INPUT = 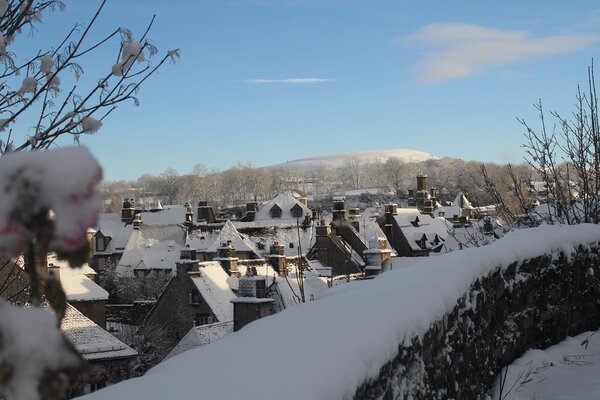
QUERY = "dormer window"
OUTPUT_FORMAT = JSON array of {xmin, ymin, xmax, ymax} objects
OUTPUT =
[
  {"xmin": 290, "ymin": 204, "xmax": 303, "ymax": 218},
  {"xmin": 95, "ymin": 232, "xmax": 110, "ymax": 252},
  {"xmin": 270, "ymin": 204, "xmax": 282, "ymax": 218},
  {"xmin": 417, "ymin": 234, "xmax": 428, "ymax": 249},
  {"xmin": 190, "ymin": 289, "xmax": 201, "ymax": 305},
  {"xmin": 411, "ymin": 217, "xmax": 420, "ymax": 227}
]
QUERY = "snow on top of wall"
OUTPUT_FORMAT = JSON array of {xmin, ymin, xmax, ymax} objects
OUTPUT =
[
  {"xmin": 489, "ymin": 329, "xmax": 600, "ymax": 400},
  {"xmin": 190, "ymin": 261, "xmax": 236, "ymax": 323},
  {"xmin": 81, "ymin": 224, "xmax": 600, "ymax": 400}
]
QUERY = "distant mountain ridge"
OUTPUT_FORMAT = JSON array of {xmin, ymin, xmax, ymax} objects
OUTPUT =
[{"xmin": 267, "ymin": 149, "xmax": 439, "ymax": 171}]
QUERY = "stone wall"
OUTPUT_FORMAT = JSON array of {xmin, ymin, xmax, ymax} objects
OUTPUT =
[{"xmin": 355, "ymin": 244, "xmax": 600, "ymax": 399}]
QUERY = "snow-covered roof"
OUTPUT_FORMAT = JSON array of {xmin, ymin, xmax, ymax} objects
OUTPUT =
[
  {"xmin": 254, "ymin": 193, "xmax": 311, "ymax": 221},
  {"xmin": 435, "ymin": 205, "xmax": 461, "ymax": 219},
  {"xmin": 237, "ymin": 261, "xmax": 330, "ymax": 308},
  {"xmin": 188, "ymin": 220, "xmax": 261, "ymax": 256},
  {"xmin": 61, "ymin": 304, "xmax": 137, "ymax": 361},
  {"xmin": 48, "ymin": 255, "xmax": 108, "ymax": 302},
  {"xmin": 452, "ymin": 192, "xmax": 475, "ymax": 210},
  {"xmin": 79, "ymin": 224, "xmax": 600, "ymax": 400},
  {"xmin": 95, "ymin": 213, "xmax": 133, "ymax": 253},
  {"xmin": 392, "ymin": 208, "xmax": 451, "ymax": 251},
  {"xmin": 361, "ymin": 209, "xmax": 394, "ymax": 252},
  {"xmin": 116, "ymin": 224, "xmax": 186, "ymax": 276},
  {"xmin": 164, "ymin": 321, "xmax": 234, "ymax": 360},
  {"xmin": 140, "ymin": 205, "xmax": 187, "ymax": 225},
  {"xmin": 240, "ymin": 224, "xmax": 315, "ymax": 257},
  {"xmin": 190, "ymin": 262, "xmax": 236, "ymax": 323}
]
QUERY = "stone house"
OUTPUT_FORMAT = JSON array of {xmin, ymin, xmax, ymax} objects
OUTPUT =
[
  {"xmin": 141, "ymin": 259, "xmax": 236, "ymax": 349},
  {"xmin": 48, "ymin": 254, "xmax": 109, "ymax": 328},
  {"xmin": 62, "ymin": 304, "xmax": 137, "ymax": 398},
  {"xmin": 377, "ymin": 204, "xmax": 450, "ymax": 257}
]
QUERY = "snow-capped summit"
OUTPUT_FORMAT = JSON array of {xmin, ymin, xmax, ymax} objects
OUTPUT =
[{"xmin": 267, "ymin": 149, "xmax": 439, "ymax": 171}]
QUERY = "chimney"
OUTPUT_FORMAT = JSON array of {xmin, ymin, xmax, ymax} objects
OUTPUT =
[
  {"xmin": 348, "ymin": 208, "xmax": 361, "ymax": 232},
  {"xmin": 332, "ymin": 196, "xmax": 346, "ymax": 211},
  {"xmin": 363, "ymin": 237, "xmax": 393, "ymax": 278},
  {"xmin": 316, "ymin": 222, "xmax": 332, "ymax": 238},
  {"xmin": 121, "ymin": 198, "xmax": 135, "ymax": 223},
  {"xmin": 417, "ymin": 175, "xmax": 428, "ymax": 191},
  {"xmin": 185, "ymin": 202, "xmax": 194, "ymax": 225},
  {"xmin": 197, "ymin": 201, "xmax": 216, "ymax": 224},
  {"xmin": 231, "ymin": 270, "xmax": 274, "ymax": 332},
  {"xmin": 176, "ymin": 260, "xmax": 200, "ymax": 277},
  {"xmin": 133, "ymin": 213, "xmax": 143, "ymax": 229},
  {"xmin": 384, "ymin": 203, "xmax": 398, "ymax": 215},
  {"xmin": 47, "ymin": 262, "xmax": 60, "ymax": 282},
  {"xmin": 180, "ymin": 245, "xmax": 197, "ymax": 261},
  {"xmin": 214, "ymin": 243, "xmax": 240, "ymax": 277},
  {"xmin": 268, "ymin": 242, "xmax": 287, "ymax": 276}
]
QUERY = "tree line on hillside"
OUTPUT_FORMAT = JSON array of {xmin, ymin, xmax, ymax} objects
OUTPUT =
[{"xmin": 99, "ymin": 157, "xmax": 537, "ymax": 212}]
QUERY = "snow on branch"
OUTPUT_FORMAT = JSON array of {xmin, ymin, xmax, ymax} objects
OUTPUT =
[{"xmin": 0, "ymin": 146, "xmax": 102, "ymax": 257}]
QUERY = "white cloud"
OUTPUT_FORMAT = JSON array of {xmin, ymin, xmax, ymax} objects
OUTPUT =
[
  {"xmin": 403, "ymin": 23, "xmax": 600, "ymax": 83},
  {"xmin": 245, "ymin": 78, "xmax": 334, "ymax": 84}
]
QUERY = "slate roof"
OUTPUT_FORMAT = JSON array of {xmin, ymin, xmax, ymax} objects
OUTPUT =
[
  {"xmin": 116, "ymin": 224, "xmax": 186, "ymax": 276},
  {"xmin": 254, "ymin": 193, "xmax": 311, "ymax": 221},
  {"xmin": 189, "ymin": 261, "xmax": 237, "ymax": 323},
  {"xmin": 164, "ymin": 321, "xmax": 234, "ymax": 360},
  {"xmin": 61, "ymin": 304, "xmax": 137, "ymax": 361},
  {"xmin": 48, "ymin": 254, "xmax": 108, "ymax": 302},
  {"xmin": 188, "ymin": 220, "xmax": 261, "ymax": 257},
  {"xmin": 392, "ymin": 208, "xmax": 451, "ymax": 252}
]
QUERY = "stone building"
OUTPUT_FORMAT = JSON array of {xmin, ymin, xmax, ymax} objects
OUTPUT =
[
  {"xmin": 377, "ymin": 204, "xmax": 449, "ymax": 257},
  {"xmin": 62, "ymin": 304, "xmax": 137, "ymax": 398},
  {"xmin": 142, "ymin": 258, "xmax": 236, "ymax": 348}
]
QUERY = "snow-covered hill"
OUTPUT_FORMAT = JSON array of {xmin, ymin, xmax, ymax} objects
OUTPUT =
[{"xmin": 267, "ymin": 149, "xmax": 439, "ymax": 171}]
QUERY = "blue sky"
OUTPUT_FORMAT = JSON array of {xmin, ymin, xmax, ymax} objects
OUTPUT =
[{"xmin": 15, "ymin": 1, "xmax": 600, "ymax": 180}]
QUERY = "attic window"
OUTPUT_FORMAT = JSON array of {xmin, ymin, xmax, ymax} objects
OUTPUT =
[
  {"xmin": 96, "ymin": 236, "xmax": 106, "ymax": 252},
  {"xmin": 411, "ymin": 217, "xmax": 420, "ymax": 227},
  {"xmin": 417, "ymin": 235, "xmax": 428, "ymax": 250},
  {"xmin": 195, "ymin": 313, "xmax": 213, "ymax": 326},
  {"xmin": 190, "ymin": 289, "xmax": 201, "ymax": 305},
  {"xmin": 270, "ymin": 204, "xmax": 282, "ymax": 218},
  {"xmin": 290, "ymin": 204, "xmax": 303, "ymax": 218}
]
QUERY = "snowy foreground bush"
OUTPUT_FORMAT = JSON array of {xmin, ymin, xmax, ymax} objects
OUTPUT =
[
  {"xmin": 82, "ymin": 224, "xmax": 600, "ymax": 400},
  {"xmin": 0, "ymin": 146, "xmax": 102, "ymax": 400}
]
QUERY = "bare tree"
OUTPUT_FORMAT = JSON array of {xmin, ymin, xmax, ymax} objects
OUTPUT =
[
  {"xmin": 0, "ymin": 0, "xmax": 179, "ymax": 155},
  {"xmin": 383, "ymin": 156, "xmax": 404, "ymax": 196}
]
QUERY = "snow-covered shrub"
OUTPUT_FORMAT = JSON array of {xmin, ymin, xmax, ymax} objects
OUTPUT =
[{"xmin": 0, "ymin": 146, "xmax": 102, "ymax": 400}]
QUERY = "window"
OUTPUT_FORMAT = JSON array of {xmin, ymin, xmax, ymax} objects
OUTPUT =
[
  {"xmin": 96, "ymin": 236, "xmax": 106, "ymax": 252},
  {"xmin": 291, "ymin": 204, "xmax": 303, "ymax": 218},
  {"xmin": 270, "ymin": 204, "xmax": 282, "ymax": 218},
  {"xmin": 190, "ymin": 290, "xmax": 201, "ymax": 305},
  {"xmin": 195, "ymin": 313, "xmax": 213, "ymax": 326}
]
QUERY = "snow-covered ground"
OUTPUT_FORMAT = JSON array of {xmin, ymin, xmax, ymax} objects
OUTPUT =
[
  {"xmin": 490, "ymin": 330, "xmax": 600, "ymax": 400},
  {"xmin": 81, "ymin": 224, "xmax": 600, "ymax": 400}
]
